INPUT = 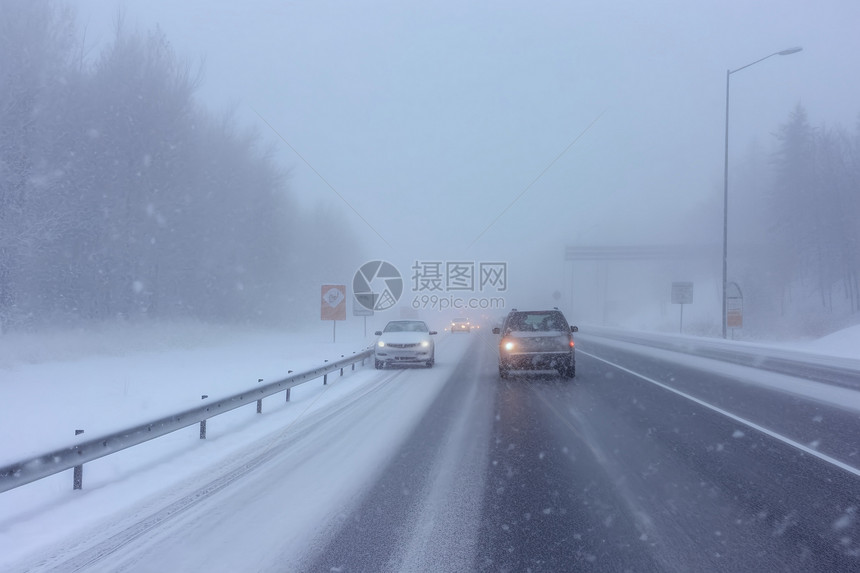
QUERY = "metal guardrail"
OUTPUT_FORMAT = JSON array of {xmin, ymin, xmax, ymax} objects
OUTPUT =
[
  {"xmin": 0, "ymin": 348, "xmax": 374, "ymax": 494},
  {"xmin": 580, "ymin": 327, "xmax": 860, "ymax": 389}
]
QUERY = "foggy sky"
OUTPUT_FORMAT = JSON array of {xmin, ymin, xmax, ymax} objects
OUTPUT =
[{"xmin": 73, "ymin": 0, "xmax": 860, "ymax": 324}]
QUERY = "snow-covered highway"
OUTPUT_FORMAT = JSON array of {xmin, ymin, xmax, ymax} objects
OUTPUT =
[{"xmin": 2, "ymin": 328, "xmax": 860, "ymax": 572}]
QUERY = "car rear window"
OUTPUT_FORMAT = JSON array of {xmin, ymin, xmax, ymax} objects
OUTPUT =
[{"xmin": 508, "ymin": 312, "xmax": 567, "ymax": 332}]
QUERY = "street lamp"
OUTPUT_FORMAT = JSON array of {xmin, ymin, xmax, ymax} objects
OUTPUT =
[{"xmin": 722, "ymin": 47, "xmax": 802, "ymax": 339}]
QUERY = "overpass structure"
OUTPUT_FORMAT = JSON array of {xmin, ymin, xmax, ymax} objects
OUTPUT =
[
  {"xmin": 564, "ymin": 245, "xmax": 721, "ymax": 261},
  {"xmin": 563, "ymin": 245, "xmax": 722, "ymax": 327}
]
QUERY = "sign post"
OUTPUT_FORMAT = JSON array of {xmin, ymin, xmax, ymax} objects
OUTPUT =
[
  {"xmin": 352, "ymin": 296, "xmax": 373, "ymax": 337},
  {"xmin": 671, "ymin": 282, "xmax": 694, "ymax": 334},
  {"xmin": 321, "ymin": 285, "xmax": 346, "ymax": 342}
]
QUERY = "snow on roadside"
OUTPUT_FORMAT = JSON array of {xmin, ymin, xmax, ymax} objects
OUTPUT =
[
  {"xmin": 790, "ymin": 323, "xmax": 860, "ymax": 359},
  {"xmin": 0, "ymin": 321, "xmax": 375, "ymax": 464},
  {"xmin": 0, "ymin": 320, "xmax": 383, "ymax": 570}
]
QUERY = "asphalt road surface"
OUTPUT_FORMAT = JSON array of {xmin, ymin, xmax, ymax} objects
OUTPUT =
[{"xmin": 304, "ymin": 333, "xmax": 860, "ymax": 572}]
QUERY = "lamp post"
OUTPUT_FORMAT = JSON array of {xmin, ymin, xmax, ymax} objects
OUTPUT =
[{"xmin": 722, "ymin": 47, "xmax": 802, "ymax": 339}]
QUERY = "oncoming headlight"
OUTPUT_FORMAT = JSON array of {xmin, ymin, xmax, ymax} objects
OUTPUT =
[
  {"xmin": 377, "ymin": 341, "xmax": 385, "ymax": 347},
  {"xmin": 503, "ymin": 340, "xmax": 515, "ymax": 351},
  {"xmin": 421, "ymin": 340, "xmax": 430, "ymax": 347}
]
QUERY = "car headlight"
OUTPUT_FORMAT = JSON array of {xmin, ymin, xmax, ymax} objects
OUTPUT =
[
  {"xmin": 503, "ymin": 340, "xmax": 515, "ymax": 351},
  {"xmin": 421, "ymin": 340, "xmax": 430, "ymax": 347},
  {"xmin": 377, "ymin": 341, "xmax": 385, "ymax": 347}
]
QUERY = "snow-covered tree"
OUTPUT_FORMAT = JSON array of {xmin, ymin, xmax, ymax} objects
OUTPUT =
[
  {"xmin": 0, "ymin": 0, "xmax": 77, "ymax": 330},
  {"xmin": 1, "ymin": 1, "xmax": 360, "ymax": 330}
]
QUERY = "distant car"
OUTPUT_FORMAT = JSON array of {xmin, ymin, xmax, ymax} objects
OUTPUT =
[
  {"xmin": 492, "ymin": 309, "xmax": 577, "ymax": 379},
  {"xmin": 451, "ymin": 317, "xmax": 471, "ymax": 332},
  {"xmin": 374, "ymin": 320, "xmax": 437, "ymax": 368}
]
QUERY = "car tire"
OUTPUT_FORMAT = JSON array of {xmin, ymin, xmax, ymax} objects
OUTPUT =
[
  {"xmin": 375, "ymin": 359, "xmax": 383, "ymax": 369},
  {"xmin": 427, "ymin": 353, "xmax": 435, "ymax": 368},
  {"xmin": 499, "ymin": 366, "xmax": 509, "ymax": 379}
]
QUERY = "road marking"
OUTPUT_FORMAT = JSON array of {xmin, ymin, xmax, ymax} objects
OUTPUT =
[{"xmin": 581, "ymin": 350, "xmax": 860, "ymax": 479}]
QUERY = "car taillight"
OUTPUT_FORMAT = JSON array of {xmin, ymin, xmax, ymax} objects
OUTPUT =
[{"xmin": 569, "ymin": 339, "xmax": 575, "ymax": 348}]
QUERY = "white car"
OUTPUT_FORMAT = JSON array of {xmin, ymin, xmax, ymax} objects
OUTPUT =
[{"xmin": 374, "ymin": 320, "xmax": 437, "ymax": 369}]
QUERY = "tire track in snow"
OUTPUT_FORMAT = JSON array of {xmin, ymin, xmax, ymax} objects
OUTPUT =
[{"xmin": 20, "ymin": 368, "xmax": 406, "ymax": 573}]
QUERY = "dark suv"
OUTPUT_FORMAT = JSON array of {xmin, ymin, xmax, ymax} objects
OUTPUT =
[{"xmin": 492, "ymin": 309, "xmax": 578, "ymax": 379}]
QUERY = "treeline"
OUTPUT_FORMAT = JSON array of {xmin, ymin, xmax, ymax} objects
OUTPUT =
[
  {"xmin": 730, "ymin": 104, "xmax": 860, "ymax": 335},
  {"xmin": 0, "ymin": 1, "xmax": 359, "ymax": 331}
]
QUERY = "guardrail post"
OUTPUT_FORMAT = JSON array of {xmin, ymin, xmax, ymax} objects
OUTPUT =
[
  {"xmin": 324, "ymin": 373, "xmax": 328, "ymax": 385},
  {"xmin": 286, "ymin": 388, "xmax": 291, "ymax": 402},
  {"xmin": 73, "ymin": 429, "xmax": 84, "ymax": 490},
  {"xmin": 200, "ymin": 395, "xmax": 208, "ymax": 439},
  {"xmin": 257, "ymin": 379, "xmax": 263, "ymax": 413}
]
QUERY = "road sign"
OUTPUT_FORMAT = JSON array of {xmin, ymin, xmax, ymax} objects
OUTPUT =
[
  {"xmin": 727, "ymin": 282, "xmax": 743, "ymax": 329},
  {"xmin": 727, "ymin": 309, "xmax": 743, "ymax": 328},
  {"xmin": 353, "ymin": 297, "xmax": 373, "ymax": 316},
  {"xmin": 671, "ymin": 282, "xmax": 693, "ymax": 334},
  {"xmin": 321, "ymin": 285, "xmax": 346, "ymax": 321},
  {"xmin": 352, "ymin": 296, "xmax": 372, "ymax": 337},
  {"xmin": 671, "ymin": 282, "xmax": 694, "ymax": 305}
]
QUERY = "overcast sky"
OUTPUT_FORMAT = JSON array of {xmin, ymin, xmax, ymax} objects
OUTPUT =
[{"xmin": 73, "ymin": 0, "xmax": 859, "ymax": 316}]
